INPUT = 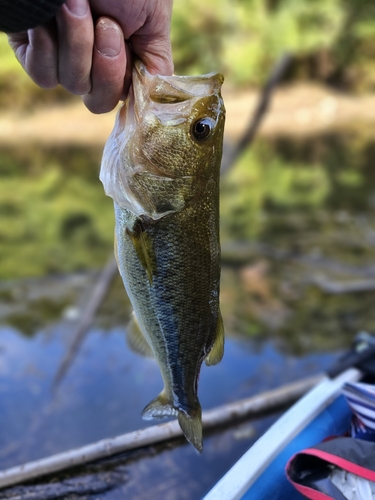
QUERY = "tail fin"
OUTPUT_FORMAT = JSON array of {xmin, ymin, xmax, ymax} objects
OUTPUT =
[
  {"xmin": 178, "ymin": 408, "xmax": 202, "ymax": 452},
  {"xmin": 141, "ymin": 391, "xmax": 203, "ymax": 452}
]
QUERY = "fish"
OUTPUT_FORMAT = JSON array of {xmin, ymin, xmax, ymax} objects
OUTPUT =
[{"xmin": 100, "ymin": 60, "xmax": 226, "ymax": 451}]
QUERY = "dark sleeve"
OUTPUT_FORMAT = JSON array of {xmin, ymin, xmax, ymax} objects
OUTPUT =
[{"xmin": 0, "ymin": 0, "xmax": 66, "ymax": 33}]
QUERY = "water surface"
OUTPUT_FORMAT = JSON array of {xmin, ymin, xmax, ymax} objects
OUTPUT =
[{"xmin": 1, "ymin": 131, "xmax": 375, "ymax": 497}]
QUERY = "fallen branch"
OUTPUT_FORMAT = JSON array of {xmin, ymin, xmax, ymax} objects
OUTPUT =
[
  {"xmin": 0, "ymin": 374, "xmax": 323, "ymax": 490},
  {"xmin": 221, "ymin": 53, "xmax": 292, "ymax": 175},
  {"xmin": 54, "ymin": 256, "xmax": 118, "ymax": 387},
  {"xmin": 312, "ymin": 275, "xmax": 375, "ymax": 294}
]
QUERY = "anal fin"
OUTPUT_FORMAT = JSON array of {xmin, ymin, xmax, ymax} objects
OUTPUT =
[
  {"xmin": 205, "ymin": 311, "xmax": 225, "ymax": 366},
  {"xmin": 126, "ymin": 312, "xmax": 154, "ymax": 357}
]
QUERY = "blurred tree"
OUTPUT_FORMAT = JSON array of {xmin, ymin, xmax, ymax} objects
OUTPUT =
[
  {"xmin": 327, "ymin": 0, "xmax": 375, "ymax": 90},
  {"xmin": 172, "ymin": 0, "xmax": 375, "ymax": 91},
  {"xmin": 0, "ymin": 0, "xmax": 374, "ymax": 102}
]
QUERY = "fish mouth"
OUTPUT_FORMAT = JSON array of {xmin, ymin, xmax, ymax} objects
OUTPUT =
[{"xmin": 132, "ymin": 59, "xmax": 224, "ymax": 119}]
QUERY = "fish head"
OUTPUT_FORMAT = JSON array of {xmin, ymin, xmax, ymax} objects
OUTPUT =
[{"xmin": 100, "ymin": 60, "xmax": 225, "ymax": 219}]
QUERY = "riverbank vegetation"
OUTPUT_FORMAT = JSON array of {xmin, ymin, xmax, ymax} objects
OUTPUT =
[
  {"xmin": 0, "ymin": 0, "xmax": 374, "ymax": 110},
  {"xmin": 173, "ymin": 0, "xmax": 375, "ymax": 91}
]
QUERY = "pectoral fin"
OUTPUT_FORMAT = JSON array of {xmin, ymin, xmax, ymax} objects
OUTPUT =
[
  {"xmin": 126, "ymin": 221, "xmax": 155, "ymax": 284},
  {"xmin": 126, "ymin": 312, "xmax": 154, "ymax": 357},
  {"xmin": 205, "ymin": 311, "xmax": 225, "ymax": 366}
]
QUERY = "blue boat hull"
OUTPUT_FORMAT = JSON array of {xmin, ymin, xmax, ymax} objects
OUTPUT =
[
  {"xmin": 241, "ymin": 395, "xmax": 352, "ymax": 500},
  {"xmin": 204, "ymin": 369, "xmax": 361, "ymax": 500}
]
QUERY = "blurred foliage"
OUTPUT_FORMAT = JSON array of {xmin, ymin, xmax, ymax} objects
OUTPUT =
[
  {"xmin": 0, "ymin": 0, "xmax": 373, "ymax": 110},
  {"xmin": 0, "ymin": 146, "xmax": 114, "ymax": 279},
  {"xmin": 219, "ymin": 132, "xmax": 375, "ymax": 351},
  {"xmin": 172, "ymin": 0, "xmax": 375, "ymax": 90},
  {"xmin": 221, "ymin": 133, "xmax": 375, "ymax": 246}
]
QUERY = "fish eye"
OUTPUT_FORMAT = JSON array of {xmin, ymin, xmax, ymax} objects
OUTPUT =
[{"xmin": 191, "ymin": 118, "xmax": 213, "ymax": 141}]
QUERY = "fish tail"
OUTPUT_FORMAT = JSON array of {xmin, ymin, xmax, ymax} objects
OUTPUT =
[
  {"xmin": 178, "ymin": 408, "xmax": 203, "ymax": 452},
  {"xmin": 142, "ymin": 391, "xmax": 203, "ymax": 452}
]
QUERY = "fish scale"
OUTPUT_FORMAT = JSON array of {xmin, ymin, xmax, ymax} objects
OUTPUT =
[{"xmin": 101, "ymin": 60, "xmax": 225, "ymax": 451}]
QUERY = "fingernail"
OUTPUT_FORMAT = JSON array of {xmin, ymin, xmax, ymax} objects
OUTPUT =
[
  {"xmin": 96, "ymin": 19, "xmax": 122, "ymax": 57},
  {"xmin": 65, "ymin": 0, "xmax": 88, "ymax": 17}
]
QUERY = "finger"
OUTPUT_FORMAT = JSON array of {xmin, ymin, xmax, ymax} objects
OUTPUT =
[
  {"xmin": 8, "ymin": 23, "xmax": 59, "ymax": 89},
  {"xmin": 82, "ymin": 18, "xmax": 126, "ymax": 114},
  {"xmin": 89, "ymin": 0, "xmax": 173, "ymax": 77},
  {"xmin": 7, "ymin": 32, "xmax": 28, "ymax": 68},
  {"xmin": 56, "ymin": 0, "xmax": 94, "ymax": 95}
]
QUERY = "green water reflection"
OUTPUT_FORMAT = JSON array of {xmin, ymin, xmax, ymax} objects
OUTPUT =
[
  {"xmin": 0, "ymin": 132, "xmax": 374, "ymax": 498},
  {"xmin": 220, "ymin": 132, "xmax": 375, "ymax": 353},
  {"xmin": 1, "ymin": 133, "xmax": 375, "ymax": 354},
  {"xmin": 0, "ymin": 145, "xmax": 113, "ymax": 278}
]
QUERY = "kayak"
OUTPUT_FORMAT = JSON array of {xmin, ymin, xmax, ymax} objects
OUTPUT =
[
  {"xmin": 204, "ymin": 332, "xmax": 375, "ymax": 500},
  {"xmin": 204, "ymin": 368, "xmax": 361, "ymax": 500}
]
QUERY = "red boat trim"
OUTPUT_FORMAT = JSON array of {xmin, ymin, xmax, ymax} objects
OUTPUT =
[{"xmin": 301, "ymin": 447, "xmax": 375, "ymax": 481}]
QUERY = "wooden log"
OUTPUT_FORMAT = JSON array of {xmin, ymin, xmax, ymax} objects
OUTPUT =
[
  {"xmin": 0, "ymin": 374, "xmax": 323, "ymax": 490},
  {"xmin": 311, "ymin": 275, "xmax": 375, "ymax": 294},
  {"xmin": 54, "ymin": 256, "xmax": 118, "ymax": 386}
]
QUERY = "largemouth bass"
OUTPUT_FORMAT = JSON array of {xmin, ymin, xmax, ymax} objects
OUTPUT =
[{"xmin": 100, "ymin": 60, "xmax": 225, "ymax": 451}]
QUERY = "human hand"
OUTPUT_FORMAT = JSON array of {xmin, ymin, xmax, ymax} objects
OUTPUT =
[{"xmin": 7, "ymin": 0, "xmax": 173, "ymax": 114}]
